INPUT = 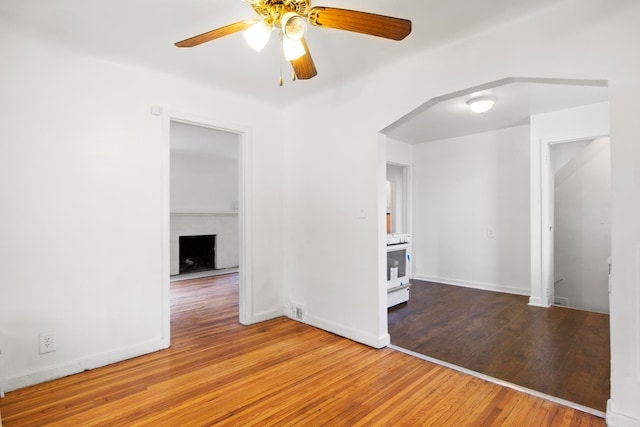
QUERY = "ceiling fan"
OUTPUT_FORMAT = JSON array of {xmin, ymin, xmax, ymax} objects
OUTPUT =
[{"xmin": 175, "ymin": 0, "xmax": 412, "ymax": 83}]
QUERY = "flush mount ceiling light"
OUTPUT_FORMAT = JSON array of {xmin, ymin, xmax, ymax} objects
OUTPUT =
[{"xmin": 466, "ymin": 95, "xmax": 498, "ymax": 113}]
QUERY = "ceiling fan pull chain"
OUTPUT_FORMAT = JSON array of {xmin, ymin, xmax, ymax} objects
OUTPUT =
[{"xmin": 279, "ymin": 54, "xmax": 284, "ymax": 86}]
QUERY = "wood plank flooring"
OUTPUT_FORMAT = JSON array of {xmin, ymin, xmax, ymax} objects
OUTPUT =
[
  {"xmin": 388, "ymin": 280, "xmax": 610, "ymax": 412},
  {"xmin": 0, "ymin": 274, "xmax": 604, "ymax": 426}
]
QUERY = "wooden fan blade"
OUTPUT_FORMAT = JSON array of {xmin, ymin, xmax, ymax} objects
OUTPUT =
[
  {"xmin": 308, "ymin": 7, "xmax": 411, "ymax": 40},
  {"xmin": 290, "ymin": 38, "xmax": 318, "ymax": 80},
  {"xmin": 175, "ymin": 20, "xmax": 258, "ymax": 47}
]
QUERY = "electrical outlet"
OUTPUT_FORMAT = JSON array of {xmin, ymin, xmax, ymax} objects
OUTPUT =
[
  {"xmin": 39, "ymin": 332, "xmax": 56, "ymax": 354},
  {"xmin": 291, "ymin": 304, "xmax": 304, "ymax": 321},
  {"xmin": 554, "ymin": 297, "xmax": 569, "ymax": 307}
]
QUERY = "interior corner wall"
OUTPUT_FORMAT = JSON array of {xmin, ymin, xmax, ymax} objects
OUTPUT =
[
  {"xmin": 411, "ymin": 126, "xmax": 531, "ymax": 295},
  {"xmin": 282, "ymin": 0, "xmax": 640, "ymax": 422},
  {"xmin": 0, "ymin": 23, "xmax": 284, "ymax": 392}
]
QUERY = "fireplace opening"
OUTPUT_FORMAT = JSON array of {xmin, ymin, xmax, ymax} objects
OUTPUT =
[{"xmin": 179, "ymin": 235, "xmax": 216, "ymax": 274}]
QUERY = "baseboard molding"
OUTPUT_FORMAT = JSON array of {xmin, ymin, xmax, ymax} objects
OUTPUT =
[
  {"xmin": 251, "ymin": 309, "xmax": 284, "ymax": 324},
  {"xmin": 607, "ymin": 400, "xmax": 640, "ymax": 427},
  {"xmin": 529, "ymin": 296, "xmax": 552, "ymax": 308},
  {"xmin": 251, "ymin": 307, "xmax": 382, "ymax": 347},
  {"xmin": 412, "ymin": 274, "xmax": 530, "ymax": 297},
  {"xmin": 1, "ymin": 338, "xmax": 169, "ymax": 394},
  {"xmin": 294, "ymin": 313, "xmax": 390, "ymax": 349}
]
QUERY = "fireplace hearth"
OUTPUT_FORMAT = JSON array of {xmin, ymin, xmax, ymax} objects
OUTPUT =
[{"xmin": 179, "ymin": 235, "xmax": 216, "ymax": 274}]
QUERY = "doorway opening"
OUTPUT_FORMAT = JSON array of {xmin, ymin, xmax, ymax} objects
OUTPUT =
[
  {"xmin": 162, "ymin": 115, "xmax": 252, "ymax": 346},
  {"xmin": 550, "ymin": 138, "xmax": 611, "ymax": 313},
  {"xmin": 386, "ymin": 162, "xmax": 412, "ymax": 308},
  {"xmin": 380, "ymin": 77, "xmax": 611, "ymax": 414},
  {"xmin": 169, "ymin": 121, "xmax": 240, "ymax": 280}
]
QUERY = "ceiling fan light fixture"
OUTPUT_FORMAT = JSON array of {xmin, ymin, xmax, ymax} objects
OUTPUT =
[
  {"xmin": 467, "ymin": 95, "xmax": 498, "ymax": 113},
  {"xmin": 243, "ymin": 20, "xmax": 272, "ymax": 52},
  {"xmin": 281, "ymin": 12, "xmax": 307, "ymax": 41},
  {"xmin": 175, "ymin": 1, "xmax": 412, "ymax": 83},
  {"xmin": 282, "ymin": 36, "xmax": 306, "ymax": 61}
]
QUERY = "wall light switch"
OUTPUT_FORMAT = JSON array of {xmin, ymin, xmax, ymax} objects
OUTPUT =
[
  {"xmin": 358, "ymin": 209, "xmax": 367, "ymax": 219},
  {"xmin": 487, "ymin": 227, "xmax": 495, "ymax": 238}
]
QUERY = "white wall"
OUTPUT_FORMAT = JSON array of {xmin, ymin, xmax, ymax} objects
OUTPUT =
[
  {"xmin": 550, "ymin": 139, "xmax": 592, "ymax": 173},
  {"xmin": 411, "ymin": 126, "xmax": 531, "ymax": 295},
  {"xmin": 531, "ymin": 102, "xmax": 610, "ymax": 143},
  {"xmin": 0, "ymin": 22, "xmax": 284, "ymax": 391},
  {"xmin": 554, "ymin": 138, "xmax": 611, "ymax": 313},
  {"xmin": 170, "ymin": 122, "xmax": 239, "ymax": 213},
  {"xmin": 282, "ymin": 1, "xmax": 640, "ymax": 423},
  {"xmin": 386, "ymin": 137, "xmax": 413, "ymax": 166}
]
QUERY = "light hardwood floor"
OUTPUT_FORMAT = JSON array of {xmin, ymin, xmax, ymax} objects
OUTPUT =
[{"xmin": 0, "ymin": 274, "xmax": 604, "ymax": 426}]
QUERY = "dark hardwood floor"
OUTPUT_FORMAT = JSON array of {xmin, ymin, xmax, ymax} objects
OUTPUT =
[
  {"xmin": 388, "ymin": 280, "xmax": 610, "ymax": 412},
  {"xmin": 0, "ymin": 274, "xmax": 604, "ymax": 426}
]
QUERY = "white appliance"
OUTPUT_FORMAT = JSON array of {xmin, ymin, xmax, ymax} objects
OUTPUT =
[{"xmin": 386, "ymin": 233, "xmax": 411, "ymax": 307}]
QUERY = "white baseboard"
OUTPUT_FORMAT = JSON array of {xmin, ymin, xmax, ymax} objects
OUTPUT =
[
  {"xmin": 412, "ymin": 274, "xmax": 530, "ymax": 297},
  {"xmin": 1, "ymin": 338, "xmax": 169, "ymax": 394},
  {"xmin": 294, "ymin": 313, "xmax": 389, "ymax": 349},
  {"xmin": 251, "ymin": 309, "xmax": 285, "ymax": 324},
  {"xmin": 607, "ymin": 400, "xmax": 640, "ymax": 426},
  {"xmin": 529, "ymin": 296, "xmax": 552, "ymax": 307}
]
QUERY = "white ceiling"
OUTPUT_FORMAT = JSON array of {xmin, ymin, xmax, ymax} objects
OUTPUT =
[
  {"xmin": 0, "ymin": 0, "xmax": 575, "ymax": 107},
  {"xmin": 383, "ymin": 77, "xmax": 609, "ymax": 144}
]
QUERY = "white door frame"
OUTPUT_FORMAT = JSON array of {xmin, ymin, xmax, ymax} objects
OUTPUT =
[
  {"xmin": 530, "ymin": 133, "xmax": 609, "ymax": 308},
  {"xmin": 161, "ymin": 111, "xmax": 253, "ymax": 345}
]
